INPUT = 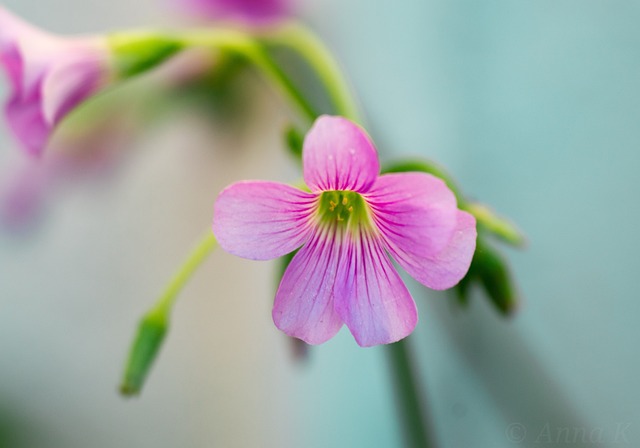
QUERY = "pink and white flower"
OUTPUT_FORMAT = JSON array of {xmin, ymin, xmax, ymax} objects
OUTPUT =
[
  {"xmin": 0, "ymin": 7, "xmax": 113, "ymax": 156},
  {"xmin": 174, "ymin": 0, "xmax": 292, "ymax": 26},
  {"xmin": 213, "ymin": 116, "xmax": 477, "ymax": 347}
]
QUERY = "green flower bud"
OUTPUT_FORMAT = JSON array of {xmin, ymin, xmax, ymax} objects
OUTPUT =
[
  {"xmin": 465, "ymin": 202, "xmax": 526, "ymax": 247},
  {"xmin": 474, "ymin": 240, "xmax": 519, "ymax": 315},
  {"xmin": 120, "ymin": 310, "xmax": 168, "ymax": 396}
]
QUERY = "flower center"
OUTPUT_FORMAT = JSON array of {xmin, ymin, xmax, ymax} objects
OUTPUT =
[{"xmin": 317, "ymin": 190, "xmax": 372, "ymax": 232}]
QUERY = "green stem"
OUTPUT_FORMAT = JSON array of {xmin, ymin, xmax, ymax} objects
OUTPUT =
[
  {"xmin": 387, "ymin": 339, "xmax": 434, "ymax": 448},
  {"xmin": 151, "ymin": 231, "xmax": 218, "ymax": 316},
  {"xmin": 182, "ymin": 29, "xmax": 318, "ymax": 122},
  {"xmin": 262, "ymin": 23, "xmax": 362, "ymax": 122}
]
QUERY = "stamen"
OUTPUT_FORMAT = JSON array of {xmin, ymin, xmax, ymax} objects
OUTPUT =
[{"xmin": 317, "ymin": 190, "xmax": 373, "ymax": 234}]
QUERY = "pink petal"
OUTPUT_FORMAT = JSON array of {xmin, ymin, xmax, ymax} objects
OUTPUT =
[
  {"xmin": 0, "ymin": 7, "xmax": 42, "ymax": 50},
  {"xmin": 0, "ymin": 42, "xmax": 23, "ymax": 93},
  {"xmin": 5, "ymin": 90, "xmax": 49, "ymax": 156},
  {"xmin": 0, "ymin": 7, "xmax": 111, "ymax": 156},
  {"xmin": 367, "ymin": 172, "xmax": 459, "ymax": 258},
  {"xmin": 212, "ymin": 181, "xmax": 317, "ymax": 260},
  {"xmin": 303, "ymin": 115, "xmax": 380, "ymax": 193},
  {"xmin": 273, "ymin": 228, "xmax": 344, "ymax": 344},
  {"xmin": 334, "ymin": 232, "xmax": 418, "ymax": 347},
  {"xmin": 42, "ymin": 43, "xmax": 110, "ymax": 124},
  {"xmin": 386, "ymin": 210, "xmax": 477, "ymax": 290}
]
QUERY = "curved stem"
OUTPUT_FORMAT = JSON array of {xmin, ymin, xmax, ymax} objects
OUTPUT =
[
  {"xmin": 261, "ymin": 22, "xmax": 362, "ymax": 122},
  {"xmin": 152, "ymin": 231, "xmax": 218, "ymax": 316},
  {"xmin": 388, "ymin": 340, "xmax": 435, "ymax": 448},
  {"xmin": 182, "ymin": 29, "xmax": 318, "ymax": 122}
]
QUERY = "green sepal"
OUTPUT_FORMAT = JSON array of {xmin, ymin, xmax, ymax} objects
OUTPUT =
[
  {"xmin": 109, "ymin": 32, "xmax": 184, "ymax": 79},
  {"xmin": 119, "ymin": 309, "xmax": 168, "ymax": 396}
]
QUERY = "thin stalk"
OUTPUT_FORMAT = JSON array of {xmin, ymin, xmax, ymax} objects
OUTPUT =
[
  {"xmin": 387, "ymin": 339, "xmax": 435, "ymax": 448},
  {"xmin": 151, "ymin": 232, "xmax": 218, "ymax": 316},
  {"xmin": 262, "ymin": 22, "xmax": 362, "ymax": 122},
  {"xmin": 182, "ymin": 29, "xmax": 318, "ymax": 122}
]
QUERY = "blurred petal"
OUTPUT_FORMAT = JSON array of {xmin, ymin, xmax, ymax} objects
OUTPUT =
[
  {"xmin": 387, "ymin": 210, "xmax": 477, "ymax": 290},
  {"xmin": 0, "ymin": 6, "xmax": 111, "ymax": 156},
  {"xmin": 335, "ymin": 232, "xmax": 417, "ymax": 347},
  {"xmin": 213, "ymin": 181, "xmax": 316, "ymax": 260},
  {"xmin": 5, "ymin": 91, "xmax": 49, "ymax": 156},
  {"xmin": 174, "ymin": 0, "xmax": 292, "ymax": 25},
  {"xmin": 368, "ymin": 172, "xmax": 458, "ymax": 257},
  {"xmin": 273, "ymin": 228, "xmax": 343, "ymax": 344},
  {"xmin": 42, "ymin": 40, "xmax": 110, "ymax": 124},
  {"xmin": 303, "ymin": 115, "xmax": 380, "ymax": 193}
]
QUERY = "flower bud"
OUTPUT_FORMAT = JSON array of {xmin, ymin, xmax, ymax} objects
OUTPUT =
[
  {"xmin": 0, "ymin": 7, "xmax": 114, "ymax": 156},
  {"xmin": 465, "ymin": 202, "xmax": 526, "ymax": 247},
  {"xmin": 120, "ymin": 310, "xmax": 168, "ymax": 396},
  {"xmin": 456, "ymin": 239, "xmax": 519, "ymax": 316}
]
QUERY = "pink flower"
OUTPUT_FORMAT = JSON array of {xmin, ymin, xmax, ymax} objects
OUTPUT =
[
  {"xmin": 0, "ymin": 7, "xmax": 113, "ymax": 156},
  {"xmin": 174, "ymin": 0, "xmax": 292, "ymax": 26},
  {"xmin": 213, "ymin": 116, "xmax": 477, "ymax": 347}
]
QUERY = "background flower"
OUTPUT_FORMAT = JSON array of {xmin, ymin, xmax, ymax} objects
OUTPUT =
[
  {"xmin": 172, "ymin": 0, "xmax": 292, "ymax": 25},
  {"xmin": 0, "ymin": 7, "xmax": 113, "ymax": 156}
]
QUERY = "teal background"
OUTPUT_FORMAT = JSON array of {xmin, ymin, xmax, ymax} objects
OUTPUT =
[{"xmin": 0, "ymin": 0, "xmax": 639, "ymax": 447}]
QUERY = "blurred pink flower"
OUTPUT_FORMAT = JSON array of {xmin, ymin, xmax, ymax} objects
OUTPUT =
[
  {"xmin": 175, "ymin": 0, "xmax": 292, "ymax": 25},
  {"xmin": 213, "ymin": 116, "xmax": 477, "ymax": 346},
  {"xmin": 0, "ymin": 7, "xmax": 113, "ymax": 156}
]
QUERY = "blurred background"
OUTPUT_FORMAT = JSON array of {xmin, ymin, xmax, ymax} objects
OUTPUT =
[{"xmin": 1, "ymin": 0, "xmax": 639, "ymax": 447}]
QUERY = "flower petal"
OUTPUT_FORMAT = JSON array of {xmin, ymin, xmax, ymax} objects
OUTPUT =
[
  {"xmin": 212, "ymin": 181, "xmax": 316, "ymax": 260},
  {"xmin": 273, "ymin": 228, "xmax": 344, "ymax": 344},
  {"xmin": 0, "ymin": 7, "xmax": 40, "ymax": 51},
  {"xmin": 5, "ymin": 89, "xmax": 49, "ymax": 157},
  {"xmin": 303, "ymin": 115, "xmax": 380, "ymax": 193},
  {"xmin": 42, "ymin": 43, "xmax": 109, "ymax": 124},
  {"xmin": 334, "ymin": 232, "xmax": 418, "ymax": 347},
  {"xmin": 367, "ymin": 172, "xmax": 459, "ymax": 258},
  {"xmin": 386, "ymin": 210, "xmax": 477, "ymax": 290},
  {"xmin": 175, "ymin": 0, "xmax": 292, "ymax": 25}
]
